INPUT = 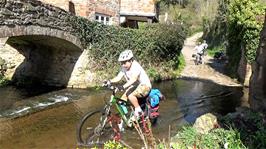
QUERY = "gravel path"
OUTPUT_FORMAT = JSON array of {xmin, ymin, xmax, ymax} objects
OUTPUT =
[{"xmin": 180, "ymin": 32, "xmax": 242, "ymax": 87}]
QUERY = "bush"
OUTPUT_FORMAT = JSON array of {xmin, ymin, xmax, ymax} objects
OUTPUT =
[
  {"xmin": 220, "ymin": 109, "xmax": 266, "ymax": 148},
  {"xmin": 204, "ymin": 0, "xmax": 265, "ymax": 76},
  {"xmin": 171, "ymin": 126, "xmax": 246, "ymax": 149},
  {"xmin": 203, "ymin": 0, "xmax": 228, "ymax": 48},
  {"xmin": 70, "ymin": 16, "xmax": 187, "ymax": 79},
  {"xmin": 227, "ymin": 0, "xmax": 265, "ymax": 62}
]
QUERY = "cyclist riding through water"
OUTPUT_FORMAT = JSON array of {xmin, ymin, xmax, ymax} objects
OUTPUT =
[{"xmin": 105, "ymin": 49, "xmax": 152, "ymax": 120}]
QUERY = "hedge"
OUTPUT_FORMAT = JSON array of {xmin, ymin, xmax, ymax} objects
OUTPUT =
[{"xmin": 70, "ymin": 16, "xmax": 187, "ymax": 74}]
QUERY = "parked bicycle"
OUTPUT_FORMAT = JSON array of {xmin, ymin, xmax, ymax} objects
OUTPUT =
[
  {"xmin": 76, "ymin": 83, "xmax": 159, "ymax": 148},
  {"xmin": 214, "ymin": 51, "xmax": 228, "ymax": 63}
]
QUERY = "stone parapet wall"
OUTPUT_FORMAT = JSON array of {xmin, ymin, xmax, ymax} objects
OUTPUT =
[
  {"xmin": 0, "ymin": 0, "xmax": 76, "ymax": 34},
  {"xmin": 249, "ymin": 14, "xmax": 266, "ymax": 113}
]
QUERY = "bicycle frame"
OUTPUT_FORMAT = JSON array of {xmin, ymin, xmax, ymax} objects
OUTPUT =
[
  {"xmin": 76, "ymin": 84, "xmax": 155, "ymax": 147},
  {"xmin": 108, "ymin": 89, "xmax": 134, "ymax": 127}
]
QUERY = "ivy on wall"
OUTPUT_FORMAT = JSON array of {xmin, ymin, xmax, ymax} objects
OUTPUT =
[
  {"xmin": 227, "ymin": 0, "xmax": 265, "ymax": 64},
  {"xmin": 69, "ymin": 16, "xmax": 187, "ymax": 79},
  {"xmin": 204, "ymin": 0, "xmax": 265, "ymax": 76}
]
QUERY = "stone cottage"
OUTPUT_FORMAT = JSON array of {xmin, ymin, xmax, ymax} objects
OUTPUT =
[
  {"xmin": 120, "ymin": 0, "xmax": 159, "ymax": 28},
  {"xmin": 39, "ymin": 0, "xmax": 159, "ymax": 27}
]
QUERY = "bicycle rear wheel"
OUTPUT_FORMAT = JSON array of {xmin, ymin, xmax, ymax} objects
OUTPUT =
[{"xmin": 76, "ymin": 108, "xmax": 113, "ymax": 147}]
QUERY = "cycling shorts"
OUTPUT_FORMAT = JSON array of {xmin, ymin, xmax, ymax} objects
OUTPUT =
[{"xmin": 120, "ymin": 84, "xmax": 151, "ymax": 101}]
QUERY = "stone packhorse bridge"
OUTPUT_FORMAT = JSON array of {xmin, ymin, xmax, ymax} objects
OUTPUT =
[{"xmin": 0, "ymin": 0, "xmax": 85, "ymax": 87}]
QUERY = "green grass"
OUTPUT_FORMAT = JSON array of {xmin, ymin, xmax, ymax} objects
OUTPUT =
[
  {"xmin": 175, "ymin": 53, "xmax": 186, "ymax": 76},
  {"xmin": 207, "ymin": 46, "xmax": 225, "ymax": 57}
]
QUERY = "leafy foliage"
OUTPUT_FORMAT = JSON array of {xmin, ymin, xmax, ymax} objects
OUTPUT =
[
  {"xmin": 227, "ymin": 0, "xmax": 265, "ymax": 63},
  {"xmin": 220, "ymin": 109, "xmax": 266, "ymax": 149},
  {"xmin": 204, "ymin": 0, "xmax": 265, "ymax": 76},
  {"xmin": 103, "ymin": 140, "xmax": 127, "ymax": 149},
  {"xmin": 90, "ymin": 140, "xmax": 127, "ymax": 149},
  {"xmin": 203, "ymin": 0, "xmax": 228, "ymax": 48},
  {"xmin": 171, "ymin": 126, "xmax": 246, "ymax": 149},
  {"xmin": 159, "ymin": 0, "xmax": 189, "ymax": 7},
  {"xmin": 160, "ymin": 0, "xmax": 219, "ymax": 36},
  {"xmin": 0, "ymin": 57, "xmax": 9, "ymax": 86},
  {"xmin": 69, "ymin": 16, "xmax": 187, "ymax": 80}
]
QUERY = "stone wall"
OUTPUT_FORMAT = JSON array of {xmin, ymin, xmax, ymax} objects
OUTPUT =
[
  {"xmin": 249, "ymin": 14, "xmax": 266, "ymax": 113},
  {"xmin": 39, "ymin": 0, "xmax": 69, "ymax": 11},
  {"xmin": 85, "ymin": 0, "xmax": 119, "ymax": 25},
  {"xmin": 39, "ymin": 0, "xmax": 157, "ymax": 25},
  {"xmin": 0, "ymin": 0, "xmax": 77, "ymax": 35},
  {"xmin": 120, "ymin": 0, "xmax": 156, "ymax": 16},
  {"xmin": 40, "ymin": 0, "xmax": 120, "ymax": 25}
]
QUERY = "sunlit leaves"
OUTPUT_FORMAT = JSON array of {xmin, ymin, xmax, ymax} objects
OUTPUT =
[{"xmin": 227, "ymin": 0, "xmax": 265, "ymax": 63}]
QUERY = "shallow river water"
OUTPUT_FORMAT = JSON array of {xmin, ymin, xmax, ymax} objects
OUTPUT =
[{"xmin": 0, "ymin": 79, "xmax": 244, "ymax": 148}]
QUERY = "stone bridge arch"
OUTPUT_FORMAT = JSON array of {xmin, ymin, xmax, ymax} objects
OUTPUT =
[{"xmin": 0, "ymin": 0, "xmax": 87, "ymax": 87}]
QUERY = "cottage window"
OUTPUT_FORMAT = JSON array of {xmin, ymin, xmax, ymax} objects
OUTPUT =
[{"xmin": 95, "ymin": 13, "xmax": 111, "ymax": 25}]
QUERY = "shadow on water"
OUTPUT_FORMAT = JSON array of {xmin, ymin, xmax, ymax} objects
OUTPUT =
[
  {"xmin": 172, "ymin": 77, "xmax": 243, "ymax": 121},
  {"xmin": 0, "ymin": 78, "xmax": 245, "ymax": 148},
  {"xmin": 0, "ymin": 85, "xmax": 63, "ymax": 117}
]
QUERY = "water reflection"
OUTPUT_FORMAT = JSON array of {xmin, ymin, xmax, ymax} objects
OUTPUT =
[{"xmin": 0, "ymin": 79, "xmax": 243, "ymax": 148}]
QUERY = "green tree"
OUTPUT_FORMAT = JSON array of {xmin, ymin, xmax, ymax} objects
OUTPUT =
[{"xmin": 227, "ymin": 0, "xmax": 265, "ymax": 64}]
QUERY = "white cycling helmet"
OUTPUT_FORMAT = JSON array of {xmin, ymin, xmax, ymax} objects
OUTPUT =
[{"xmin": 118, "ymin": 49, "xmax": 133, "ymax": 62}]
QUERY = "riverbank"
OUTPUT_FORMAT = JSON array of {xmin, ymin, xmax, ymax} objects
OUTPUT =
[{"xmin": 168, "ymin": 33, "xmax": 266, "ymax": 149}]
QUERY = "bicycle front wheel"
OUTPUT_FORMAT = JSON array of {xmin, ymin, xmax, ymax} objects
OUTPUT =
[{"xmin": 76, "ymin": 108, "xmax": 113, "ymax": 147}]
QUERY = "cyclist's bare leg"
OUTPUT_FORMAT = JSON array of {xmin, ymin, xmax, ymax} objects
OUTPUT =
[{"xmin": 128, "ymin": 94, "xmax": 140, "ymax": 109}]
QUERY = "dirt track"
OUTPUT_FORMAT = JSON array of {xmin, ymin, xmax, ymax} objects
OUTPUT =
[{"xmin": 180, "ymin": 32, "xmax": 242, "ymax": 87}]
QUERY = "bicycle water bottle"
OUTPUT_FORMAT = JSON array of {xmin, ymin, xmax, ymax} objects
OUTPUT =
[{"xmin": 120, "ymin": 104, "xmax": 128, "ymax": 114}]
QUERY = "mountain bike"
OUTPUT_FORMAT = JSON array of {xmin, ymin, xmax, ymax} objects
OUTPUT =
[
  {"xmin": 76, "ymin": 83, "xmax": 157, "ymax": 148},
  {"xmin": 192, "ymin": 53, "xmax": 203, "ymax": 65}
]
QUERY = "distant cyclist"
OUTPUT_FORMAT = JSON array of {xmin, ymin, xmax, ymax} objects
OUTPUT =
[
  {"xmin": 194, "ymin": 40, "xmax": 208, "ymax": 64},
  {"xmin": 105, "ymin": 49, "xmax": 152, "ymax": 120}
]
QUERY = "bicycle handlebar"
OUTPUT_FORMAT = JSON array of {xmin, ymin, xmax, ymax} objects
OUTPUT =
[{"xmin": 102, "ymin": 83, "xmax": 119, "ymax": 94}]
